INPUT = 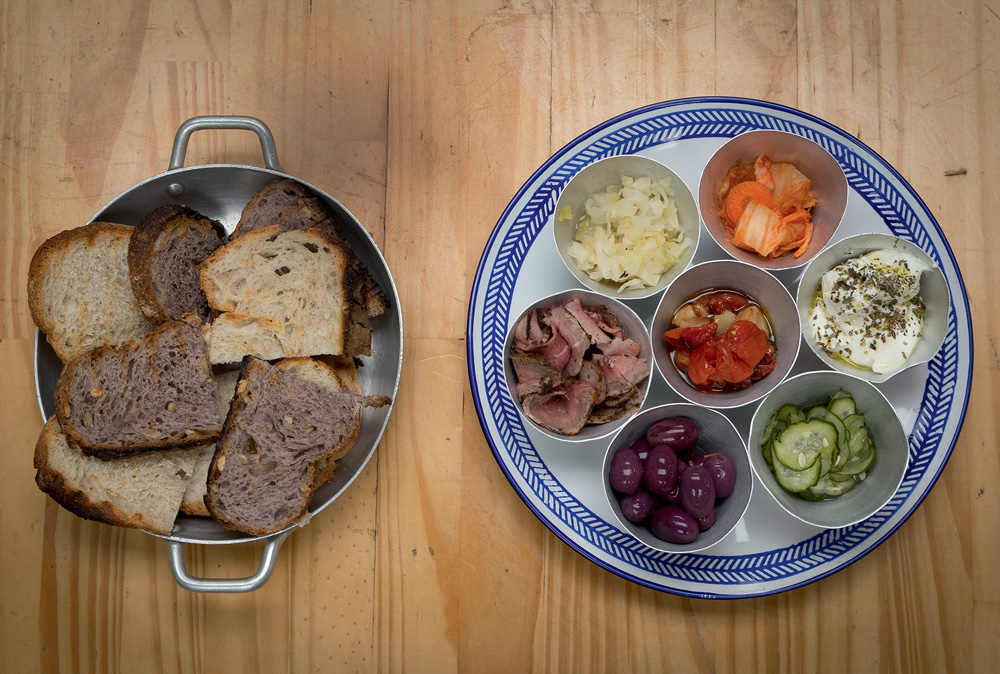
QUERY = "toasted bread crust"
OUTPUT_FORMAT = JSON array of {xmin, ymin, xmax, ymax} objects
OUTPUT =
[
  {"xmin": 128, "ymin": 204, "xmax": 223, "ymax": 324},
  {"xmin": 28, "ymin": 222, "xmax": 152, "ymax": 362}
]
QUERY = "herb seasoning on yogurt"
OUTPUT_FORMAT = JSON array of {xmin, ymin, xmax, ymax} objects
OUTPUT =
[{"xmin": 809, "ymin": 248, "xmax": 930, "ymax": 374}]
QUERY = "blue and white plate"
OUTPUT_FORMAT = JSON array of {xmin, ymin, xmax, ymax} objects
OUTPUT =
[{"xmin": 467, "ymin": 97, "xmax": 972, "ymax": 598}]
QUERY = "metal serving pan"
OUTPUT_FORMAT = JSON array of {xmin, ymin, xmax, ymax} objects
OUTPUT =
[{"xmin": 33, "ymin": 116, "xmax": 403, "ymax": 592}]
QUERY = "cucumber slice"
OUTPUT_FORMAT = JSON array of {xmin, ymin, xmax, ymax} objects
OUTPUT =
[
  {"xmin": 808, "ymin": 473, "xmax": 859, "ymax": 499},
  {"xmin": 848, "ymin": 427, "xmax": 870, "ymax": 459},
  {"xmin": 773, "ymin": 419, "xmax": 838, "ymax": 471},
  {"xmin": 828, "ymin": 394, "xmax": 856, "ymax": 419},
  {"xmin": 806, "ymin": 407, "xmax": 849, "ymax": 469},
  {"xmin": 843, "ymin": 414, "xmax": 867, "ymax": 436},
  {"xmin": 772, "ymin": 451, "xmax": 822, "ymax": 493},
  {"xmin": 775, "ymin": 403, "xmax": 805, "ymax": 425},
  {"xmin": 761, "ymin": 392, "xmax": 879, "ymax": 500},
  {"xmin": 761, "ymin": 415, "xmax": 785, "ymax": 448},
  {"xmin": 833, "ymin": 444, "xmax": 877, "ymax": 477},
  {"xmin": 773, "ymin": 435, "xmax": 818, "ymax": 470}
]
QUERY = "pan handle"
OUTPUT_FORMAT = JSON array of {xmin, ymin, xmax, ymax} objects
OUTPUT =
[
  {"xmin": 168, "ymin": 115, "xmax": 285, "ymax": 172},
  {"xmin": 166, "ymin": 530, "xmax": 292, "ymax": 593}
]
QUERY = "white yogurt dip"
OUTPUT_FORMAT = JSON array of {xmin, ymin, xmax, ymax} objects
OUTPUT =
[{"xmin": 809, "ymin": 249, "xmax": 930, "ymax": 374}]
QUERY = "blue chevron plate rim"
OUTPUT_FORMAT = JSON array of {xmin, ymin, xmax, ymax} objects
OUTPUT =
[{"xmin": 467, "ymin": 97, "xmax": 973, "ymax": 599}]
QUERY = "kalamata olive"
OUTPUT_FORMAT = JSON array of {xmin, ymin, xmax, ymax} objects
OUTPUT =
[
  {"xmin": 619, "ymin": 488, "xmax": 659, "ymax": 523},
  {"xmin": 679, "ymin": 466, "xmax": 716, "ymax": 519},
  {"xmin": 702, "ymin": 454, "xmax": 736, "ymax": 498},
  {"xmin": 696, "ymin": 506, "xmax": 717, "ymax": 531},
  {"xmin": 650, "ymin": 506, "xmax": 699, "ymax": 544},
  {"xmin": 630, "ymin": 437, "xmax": 652, "ymax": 464},
  {"xmin": 609, "ymin": 446, "xmax": 644, "ymax": 495},
  {"xmin": 644, "ymin": 445, "xmax": 678, "ymax": 495},
  {"xmin": 663, "ymin": 484, "xmax": 682, "ymax": 505},
  {"xmin": 646, "ymin": 417, "xmax": 699, "ymax": 452}
]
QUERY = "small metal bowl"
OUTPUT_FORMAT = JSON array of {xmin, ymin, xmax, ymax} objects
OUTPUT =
[
  {"xmin": 603, "ymin": 404, "xmax": 752, "ymax": 554},
  {"xmin": 553, "ymin": 155, "xmax": 700, "ymax": 301},
  {"xmin": 698, "ymin": 130, "xmax": 848, "ymax": 271},
  {"xmin": 796, "ymin": 233, "xmax": 951, "ymax": 383},
  {"xmin": 748, "ymin": 371, "xmax": 909, "ymax": 529},
  {"xmin": 651, "ymin": 260, "xmax": 800, "ymax": 409},
  {"xmin": 504, "ymin": 288, "xmax": 653, "ymax": 443}
]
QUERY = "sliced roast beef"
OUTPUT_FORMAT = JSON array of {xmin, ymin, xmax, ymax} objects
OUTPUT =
[
  {"xmin": 508, "ymin": 295, "xmax": 649, "ymax": 435},
  {"xmin": 578, "ymin": 359, "xmax": 605, "ymax": 404},
  {"xmin": 512, "ymin": 313, "xmax": 531, "ymax": 347},
  {"xmin": 601, "ymin": 386, "xmax": 643, "ymax": 408},
  {"xmin": 545, "ymin": 306, "xmax": 590, "ymax": 377},
  {"xmin": 585, "ymin": 304, "xmax": 626, "ymax": 341},
  {"xmin": 597, "ymin": 336, "xmax": 642, "ymax": 358},
  {"xmin": 520, "ymin": 379, "xmax": 599, "ymax": 436},
  {"xmin": 588, "ymin": 387, "xmax": 643, "ymax": 425},
  {"xmin": 540, "ymin": 333, "xmax": 573, "ymax": 371},
  {"xmin": 563, "ymin": 296, "xmax": 610, "ymax": 345},
  {"xmin": 512, "ymin": 309, "xmax": 552, "ymax": 352},
  {"xmin": 598, "ymin": 354, "xmax": 651, "ymax": 398},
  {"xmin": 510, "ymin": 352, "xmax": 563, "ymax": 398}
]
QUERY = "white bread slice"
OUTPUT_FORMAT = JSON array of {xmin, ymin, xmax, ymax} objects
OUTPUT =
[
  {"xmin": 28, "ymin": 222, "xmax": 154, "ymax": 363},
  {"xmin": 201, "ymin": 313, "xmax": 288, "ymax": 364},
  {"xmin": 229, "ymin": 179, "xmax": 389, "ymax": 319},
  {"xmin": 199, "ymin": 225, "xmax": 371, "ymax": 362},
  {"xmin": 34, "ymin": 417, "xmax": 200, "ymax": 536}
]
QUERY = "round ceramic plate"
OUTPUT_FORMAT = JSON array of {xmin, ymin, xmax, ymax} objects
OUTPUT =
[{"xmin": 467, "ymin": 98, "xmax": 973, "ymax": 599}]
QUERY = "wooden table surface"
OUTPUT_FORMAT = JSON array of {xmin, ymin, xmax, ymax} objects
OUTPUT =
[{"xmin": 2, "ymin": 1, "xmax": 997, "ymax": 672}]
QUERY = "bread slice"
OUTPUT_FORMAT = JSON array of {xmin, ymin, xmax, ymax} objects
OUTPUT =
[
  {"xmin": 201, "ymin": 313, "xmax": 288, "ymax": 364},
  {"xmin": 205, "ymin": 356, "xmax": 391, "ymax": 536},
  {"xmin": 179, "ymin": 367, "xmax": 242, "ymax": 516},
  {"xmin": 231, "ymin": 179, "xmax": 389, "ymax": 318},
  {"xmin": 34, "ymin": 417, "xmax": 200, "ymax": 536},
  {"xmin": 199, "ymin": 225, "xmax": 372, "ymax": 361},
  {"xmin": 231, "ymin": 178, "xmax": 335, "ymax": 239},
  {"xmin": 54, "ymin": 320, "xmax": 221, "ymax": 459},
  {"xmin": 28, "ymin": 222, "xmax": 154, "ymax": 363},
  {"xmin": 178, "ymin": 445, "xmax": 215, "ymax": 517},
  {"xmin": 128, "ymin": 204, "xmax": 223, "ymax": 324}
]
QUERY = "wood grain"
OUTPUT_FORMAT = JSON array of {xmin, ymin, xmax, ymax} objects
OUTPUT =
[{"xmin": 2, "ymin": 1, "xmax": 998, "ymax": 672}]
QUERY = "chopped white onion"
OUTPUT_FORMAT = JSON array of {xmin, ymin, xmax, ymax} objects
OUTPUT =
[{"xmin": 567, "ymin": 174, "xmax": 688, "ymax": 293}]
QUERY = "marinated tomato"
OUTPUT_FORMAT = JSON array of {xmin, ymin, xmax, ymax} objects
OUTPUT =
[{"xmin": 665, "ymin": 290, "xmax": 778, "ymax": 392}]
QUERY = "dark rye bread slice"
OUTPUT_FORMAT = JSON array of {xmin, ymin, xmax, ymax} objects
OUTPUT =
[
  {"xmin": 179, "ymin": 367, "xmax": 243, "ymax": 516},
  {"xmin": 231, "ymin": 179, "xmax": 389, "ymax": 318},
  {"xmin": 200, "ymin": 225, "xmax": 373, "ymax": 362},
  {"xmin": 205, "ymin": 356, "xmax": 391, "ymax": 536},
  {"xmin": 231, "ymin": 178, "xmax": 334, "ymax": 239},
  {"xmin": 128, "ymin": 204, "xmax": 224, "ymax": 324},
  {"xmin": 182, "ymin": 356, "xmax": 363, "ymax": 515},
  {"xmin": 28, "ymin": 222, "xmax": 154, "ymax": 363},
  {"xmin": 34, "ymin": 417, "xmax": 201, "ymax": 536},
  {"xmin": 54, "ymin": 320, "xmax": 221, "ymax": 459}
]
